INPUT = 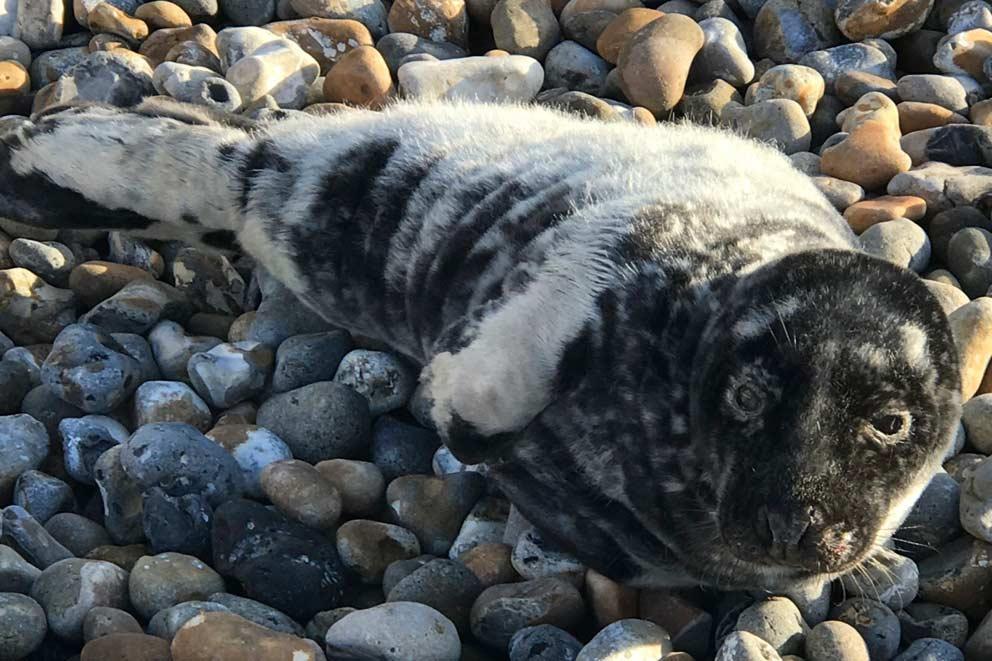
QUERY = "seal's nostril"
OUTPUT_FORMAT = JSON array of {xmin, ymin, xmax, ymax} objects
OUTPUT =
[{"xmin": 766, "ymin": 506, "xmax": 812, "ymax": 550}]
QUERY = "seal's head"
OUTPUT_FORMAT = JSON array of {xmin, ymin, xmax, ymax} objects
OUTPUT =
[
  {"xmin": 685, "ymin": 249, "xmax": 960, "ymax": 588},
  {"xmin": 497, "ymin": 249, "xmax": 960, "ymax": 593}
]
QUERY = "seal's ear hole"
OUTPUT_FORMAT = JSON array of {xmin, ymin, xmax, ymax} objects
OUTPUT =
[
  {"xmin": 866, "ymin": 411, "xmax": 912, "ymax": 443},
  {"xmin": 873, "ymin": 414, "xmax": 903, "ymax": 435}
]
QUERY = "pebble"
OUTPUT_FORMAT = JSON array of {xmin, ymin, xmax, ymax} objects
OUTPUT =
[
  {"xmin": 13, "ymin": 470, "xmax": 73, "ymax": 524},
  {"xmin": 511, "ymin": 527, "xmax": 585, "ymax": 585},
  {"xmin": 595, "ymin": 8, "xmax": 662, "ymax": 65},
  {"xmin": 59, "ymin": 415, "xmax": 128, "ymax": 485},
  {"xmin": 806, "ymin": 620, "xmax": 870, "ymax": 661},
  {"xmin": 128, "ymin": 552, "xmax": 225, "ymax": 620},
  {"xmin": 107, "ymin": 234, "xmax": 165, "ymax": 278},
  {"xmin": 140, "ymin": 24, "xmax": 219, "ymax": 67},
  {"xmin": 48, "ymin": 50, "xmax": 155, "ymax": 108},
  {"xmin": 934, "ymin": 28, "xmax": 992, "ymax": 80},
  {"xmin": 322, "ymin": 44, "xmax": 393, "ymax": 108},
  {"xmin": 0, "ymin": 545, "xmax": 41, "ymax": 594},
  {"xmin": 399, "ymin": 53, "xmax": 544, "ymax": 102},
  {"xmin": 226, "ymin": 38, "xmax": 320, "ymax": 109},
  {"xmin": 491, "ymin": 0, "xmax": 560, "ymax": 59},
  {"xmin": 136, "ymin": 1, "xmax": 194, "ymax": 28},
  {"xmin": 28, "ymin": 47, "xmax": 88, "ymax": 89},
  {"xmin": 799, "ymin": 42, "xmax": 894, "ymax": 92},
  {"xmin": 843, "ymin": 195, "xmax": 927, "ymax": 233},
  {"xmin": 0, "ymin": 359, "xmax": 26, "ymax": 413},
  {"xmin": 836, "ymin": 70, "xmax": 899, "ymax": 105},
  {"xmin": 471, "ymin": 577, "xmax": 585, "ymax": 649},
  {"xmin": 81, "ymin": 606, "xmax": 142, "ymax": 642},
  {"xmin": 829, "ymin": 598, "xmax": 901, "ymax": 660},
  {"xmin": 894, "ymin": 638, "xmax": 963, "ymax": 661},
  {"xmin": 745, "ymin": 64, "xmax": 825, "ymax": 116},
  {"xmin": 68, "ymin": 261, "xmax": 153, "ymax": 310},
  {"xmin": 271, "ymin": 332, "xmax": 349, "ymax": 394},
  {"xmin": 0, "ymin": 593, "xmax": 47, "ymax": 660},
  {"xmin": 820, "ymin": 120, "xmax": 911, "ymax": 191},
  {"xmin": 187, "ymin": 341, "xmax": 272, "ymax": 409},
  {"xmin": 691, "ymin": 18, "xmax": 753, "ymax": 87},
  {"xmin": 963, "ymin": 394, "xmax": 992, "ymax": 453},
  {"xmin": 839, "ymin": 550, "xmax": 920, "ymax": 610},
  {"xmin": 385, "ymin": 558, "xmax": 483, "ymax": 632},
  {"xmin": 812, "ymin": 175, "xmax": 866, "ymax": 210},
  {"xmin": 8, "ymin": 239, "xmax": 75, "ymax": 287},
  {"xmin": 325, "ymin": 602, "xmax": 461, "ymax": 661},
  {"xmin": 80, "ymin": 633, "xmax": 172, "ymax": 661},
  {"xmin": 735, "ymin": 596, "xmax": 809, "ymax": 656},
  {"xmin": 257, "ymin": 381, "xmax": 371, "ymax": 462},
  {"xmin": 2, "ymin": 507, "xmax": 74, "ymax": 570},
  {"xmin": 898, "ymin": 101, "xmax": 968, "ymax": 134},
  {"xmin": 617, "ymin": 14, "xmax": 703, "ymax": 116},
  {"xmin": 0, "ymin": 414, "xmax": 49, "ymax": 503},
  {"xmin": 260, "ymin": 459, "xmax": 342, "ymax": 531},
  {"xmin": 219, "ymin": 0, "xmax": 277, "ymax": 24},
  {"xmin": 449, "ymin": 496, "xmax": 510, "ymax": 560},
  {"xmin": 0, "ymin": 268, "xmax": 77, "ymax": 345},
  {"xmin": 3, "ymin": 346, "xmax": 45, "ymax": 389},
  {"xmin": 0, "ymin": 35, "xmax": 30, "ymax": 67},
  {"xmin": 141, "ymin": 487, "xmax": 213, "ymax": 557},
  {"xmin": 753, "ymin": 0, "xmax": 840, "ymax": 63},
  {"xmin": 859, "ymin": 218, "xmax": 932, "ymax": 272},
  {"xmin": 212, "ymin": 498, "xmax": 349, "ymax": 619},
  {"xmin": 309, "ymin": 459, "xmax": 382, "ymax": 517},
  {"xmin": 336, "ymin": 519, "xmax": 422, "ymax": 582},
  {"xmin": 715, "ymin": 630, "xmax": 783, "ymax": 660},
  {"xmin": 153, "ymin": 61, "xmax": 243, "ymax": 111},
  {"xmin": 509, "ymin": 625, "xmax": 583, "ymax": 660},
  {"xmin": 29, "ymin": 558, "xmax": 129, "ymax": 642},
  {"xmin": 387, "ymin": 0, "xmax": 468, "ymax": 46},
  {"xmin": 82, "ymin": 280, "xmax": 192, "ymax": 335},
  {"xmin": 387, "ymin": 473, "xmax": 485, "ymax": 556},
  {"xmin": 11, "ymin": 0, "xmax": 63, "ymax": 49},
  {"xmin": 543, "ymin": 40, "xmax": 611, "ymax": 96},
  {"xmin": 897, "ymin": 74, "xmax": 974, "ymax": 114},
  {"xmin": 204, "ymin": 424, "xmax": 290, "ymax": 497},
  {"xmin": 835, "ymin": 0, "xmax": 933, "ymax": 40},
  {"xmin": 585, "ymin": 569, "xmax": 638, "ymax": 629},
  {"xmin": 147, "ymin": 600, "xmax": 230, "ymax": 640},
  {"xmin": 898, "ymin": 471, "xmax": 962, "ymax": 560},
  {"xmin": 133, "ymin": 381, "xmax": 212, "ymax": 431},
  {"xmin": 372, "ymin": 416, "xmax": 441, "ymax": 481},
  {"xmin": 246, "ymin": 273, "xmax": 335, "ymax": 346},
  {"xmin": 171, "ymin": 248, "xmax": 246, "ymax": 315},
  {"xmin": 901, "ymin": 602, "xmax": 969, "ymax": 649},
  {"xmin": 93, "ymin": 446, "xmax": 145, "ymax": 545},
  {"xmin": 375, "ymin": 31, "xmax": 465, "ymax": 75},
  {"xmin": 949, "ymin": 227, "xmax": 992, "ymax": 297},
  {"xmin": 148, "ymin": 321, "xmax": 223, "ymax": 383},
  {"xmin": 722, "ymin": 99, "xmax": 812, "ymax": 154},
  {"xmin": 171, "ymin": 611, "xmax": 326, "ymax": 661},
  {"xmin": 577, "ymin": 619, "xmax": 673, "ymax": 660}
]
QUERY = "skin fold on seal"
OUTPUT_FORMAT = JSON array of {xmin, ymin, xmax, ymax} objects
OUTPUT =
[{"xmin": 0, "ymin": 97, "xmax": 961, "ymax": 591}]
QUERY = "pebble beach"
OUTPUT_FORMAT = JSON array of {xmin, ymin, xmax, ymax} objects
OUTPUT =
[{"xmin": 3, "ymin": 0, "xmax": 992, "ymax": 660}]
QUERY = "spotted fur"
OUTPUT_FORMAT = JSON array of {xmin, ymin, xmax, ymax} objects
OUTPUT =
[{"xmin": 0, "ymin": 99, "xmax": 961, "ymax": 591}]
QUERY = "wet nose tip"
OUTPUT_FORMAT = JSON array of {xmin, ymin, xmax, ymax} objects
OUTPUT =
[{"xmin": 766, "ymin": 507, "xmax": 812, "ymax": 549}]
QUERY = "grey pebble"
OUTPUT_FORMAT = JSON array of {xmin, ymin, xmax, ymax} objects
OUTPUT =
[
  {"xmin": 8, "ymin": 239, "xmax": 75, "ymax": 286},
  {"xmin": 509, "ymin": 624, "xmax": 583, "ymax": 661},
  {"xmin": 830, "ymin": 598, "xmax": 901, "ymax": 661},
  {"xmin": 372, "ymin": 415, "xmax": 440, "ymax": 481},
  {"xmin": 375, "ymin": 32, "xmax": 467, "ymax": 76},
  {"xmin": 147, "ymin": 600, "xmax": 231, "ymax": 641},
  {"xmin": 1, "ymin": 506, "xmax": 75, "ymax": 569},
  {"xmin": 12, "ymin": 470, "xmax": 74, "ymax": 525},
  {"xmin": 50, "ymin": 50, "xmax": 155, "ymax": 107},
  {"xmin": 896, "ymin": 638, "xmax": 964, "ymax": 661},
  {"xmin": 219, "ymin": 0, "xmax": 277, "ymax": 25},
  {"xmin": 141, "ymin": 487, "xmax": 213, "ymax": 557},
  {"xmin": 0, "ymin": 546, "xmax": 41, "ymax": 594},
  {"xmin": 128, "ymin": 551, "xmax": 226, "ymax": 620},
  {"xmin": 133, "ymin": 380, "xmax": 213, "ymax": 432},
  {"xmin": 21, "ymin": 386, "xmax": 84, "ymax": 445},
  {"xmin": 272, "ymin": 330, "xmax": 352, "ymax": 393},
  {"xmin": 43, "ymin": 513, "xmax": 111, "ymax": 558},
  {"xmin": 543, "ymin": 40, "xmax": 611, "ymax": 96},
  {"xmin": 0, "ymin": 359, "xmax": 31, "ymax": 415},
  {"xmin": 4, "ymin": 346, "xmax": 46, "ymax": 388},
  {"xmin": 0, "ymin": 593, "xmax": 47, "ymax": 660},
  {"xmin": 325, "ymin": 602, "xmax": 461, "ymax": 661},
  {"xmin": 59, "ymin": 415, "xmax": 129, "ymax": 485},
  {"xmin": 334, "ymin": 349, "xmax": 416, "ymax": 417},
  {"xmin": 108, "ymin": 233, "xmax": 164, "ymax": 277},
  {"xmin": 897, "ymin": 470, "xmax": 961, "ymax": 559},
  {"xmin": 0, "ymin": 414, "xmax": 49, "ymax": 504},
  {"xmin": 386, "ymin": 558, "xmax": 483, "ymax": 632},
  {"xmin": 859, "ymin": 219, "xmax": 931, "ymax": 273},
  {"xmin": 81, "ymin": 606, "xmax": 143, "ymax": 642},
  {"xmin": 93, "ymin": 445, "xmax": 147, "ymax": 545},
  {"xmin": 149, "ymin": 320, "xmax": 223, "ymax": 383},
  {"xmin": 208, "ymin": 591, "xmax": 305, "ymax": 635},
  {"xmin": 81, "ymin": 280, "xmax": 192, "ymax": 335},
  {"xmin": 29, "ymin": 557, "xmax": 129, "ymax": 642},
  {"xmin": 735, "ymin": 596, "xmax": 809, "ymax": 656},
  {"xmin": 187, "ymin": 341, "xmax": 273, "ymax": 408}
]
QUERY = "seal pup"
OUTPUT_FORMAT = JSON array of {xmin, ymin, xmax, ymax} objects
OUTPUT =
[{"xmin": 0, "ymin": 98, "xmax": 960, "ymax": 591}]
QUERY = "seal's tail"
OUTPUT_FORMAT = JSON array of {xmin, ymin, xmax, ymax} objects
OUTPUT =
[{"xmin": 0, "ymin": 98, "xmax": 255, "ymax": 251}]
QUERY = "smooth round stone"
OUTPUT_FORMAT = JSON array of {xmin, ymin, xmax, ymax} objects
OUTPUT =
[
  {"xmin": 287, "ymin": 0, "xmax": 387, "ymax": 40},
  {"xmin": 133, "ymin": 381, "xmax": 212, "ymax": 431},
  {"xmin": 0, "ymin": 414, "xmax": 50, "ymax": 503},
  {"xmin": 171, "ymin": 248, "xmax": 245, "ymax": 316},
  {"xmin": 595, "ymin": 8, "xmax": 662, "ymax": 65},
  {"xmin": 244, "ymin": 379, "xmax": 369, "ymax": 461},
  {"xmin": 382, "ymin": 556, "xmax": 434, "ymax": 595},
  {"xmin": 107, "ymin": 234, "xmax": 165, "ymax": 278},
  {"xmin": 0, "ymin": 593, "xmax": 47, "ymax": 660},
  {"xmin": 0, "ymin": 546, "xmax": 42, "ymax": 594},
  {"xmin": 153, "ymin": 61, "xmax": 242, "ymax": 112},
  {"xmin": 835, "ymin": 0, "xmax": 933, "ymax": 40},
  {"xmin": 1, "ymin": 506, "xmax": 73, "ymax": 570},
  {"xmin": 900, "ymin": 602, "xmax": 969, "ymax": 649},
  {"xmin": 679, "ymin": 78, "xmax": 743, "ymax": 124},
  {"xmin": 511, "ymin": 528, "xmax": 585, "ymax": 585},
  {"xmin": 81, "ymin": 279, "xmax": 193, "ymax": 334},
  {"xmin": 721, "ymin": 99, "xmax": 812, "ymax": 154},
  {"xmin": 836, "ymin": 70, "xmax": 899, "ymax": 106},
  {"xmin": 30, "ymin": 558, "xmax": 129, "ymax": 642},
  {"xmin": 387, "ymin": 0, "xmax": 468, "ymax": 46},
  {"xmin": 260, "ymin": 459, "xmax": 342, "ymax": 531},
  {"xmin": 136, "ymin": 1, "xmax": 194, "ymax": 28},
  {"xmin": 948, "ymin": 228, "xmax": 992, "ymax": 297},
  {"xmin": 746, "ymin": 64, "xmax": 825, "ymax": 116},
  {"xmin": 449, "ymin": 496, "xmax": 510, "ymax": 560},
  {"xmin": 509, "ymin": 625, "xmax": 583, "ymax": 661},
  {"xmin": 129, "ymin": 552, "xmax": 225, "ymax": 620},
  {"xmin": 148, "ymin": 321, "xmax": 222, "ymax": 384},
  {"xmin": 934, "ymin": 28, "xmax": 992, "ymax": 80},
  {"xmin": 272, "ymin": 331, "xmax": 350, "ymax": 394},
  {"xmin": 0, "ymin": 268, "xmax": 77, "ymax": 345},
  {"xmin": 372, "ymin": 416, "xmax": 441, "ymax": 482},
  {"xmin": 29, "ymin": 48, "xmax": 89, "ymax": 89},
  {"xmin": 322, "ymin": 44, "xmax": 393, "ymax": 108},
  {"xmin": 49, "ymin": 50, "xmax": 155, "ymax": 107},
  {"xmin": 167, "ymin": 41, "xmax": 223, "ymax": 72},
  {"xmin": 12, "ymin": 471, "xmax": 73, "ymax": 524},
  {"xmin": 859, "ymin": 218, "xmax": 931, "ymax": 272},
  {"xmin": 212, "ymin": 498, "xmax": 349, "ymax": 620},
  {"xmin": 141, "ymin": 487, "xmax": 213, "ymax": 557},
  {"xmin": 491, "ymin": 0, "xmax": 560, "ymax": 60},
  {"xmin": 398, "ymin": 54, "xmax": 544, "ymax": 102},
  {"xmin": 329, "ymin": 350, "xmax": 412, "ymax": 417},
  {"xmin": 93, "ymin": 446, "xmax": 145, "ymax": 546},
  {"xmin": 543, "ymin": 40, "xmax": 611, "ymax": 96},
  {"xmin": 896, "ymin": 638, "xmax": 964, "ymax": 661},
  {"xmin": 838, "ymin": 550, "xmax": 919, "ymax": 611},
  {"xmin": 577, "ymin": 619, "xmax": 673, "ymax": 660},
  {"xmin": 3, "ymin": 347, "xmax": 45, "ymax": 390},
  {"xmin": 326, "ymin": 602, "xmax": 460, "ymax": 661},
  {"xmin": 8, "ymin": 239, "xmax": 75, "ymax": 287},
  {"xmin": 691, "ymin": 18, "xmax": 753, "ymax": 87},
  {"xmin": 798, "ymin": 43, "xmax": 893, "ymax": 92},
  {"xmin": 314, "ymin": 459, "xmax": 384, "ymax": 516},
  {"xmin": 336, "ymin": 519, "xmax": 421, "ymax": 583},
  {"xmin": 715, "ymin": 630, "xmax": 784, "ymax": 660},
  {"xmin": 207, "ymin": 592, "xmax": 303, "ymax": 636},
  {"xmin": 226, "ymin": 38, "xmax": 320, "ymax": 109},
  {"xmin": 460, "ymin": 543, "xmax": 519, "ymax": 589},
  {"xmin": 385, "ymin": 558, "xmax": 483, "ymax": 632},
  {"xmin": 806, "ymin": 620, "xmax": 870, "ymax": 661},
  {"xmin": 735, "ymin": 596, "xmax": 809, "ymax": 656},
  {"xmin": 187, "ymin": 341, "xmax": 272, "ymax": 409},
  {"xmin": 961, "ymin": 457, "xmax": 992, "ymax": 541},
  {"xmin": 216, "ymin": 25, "xmax": 280, "ymax": 71},
  {"xmin": 963, "ymin": 394, "xmax": 992, "ymax": 453},
  {"xmin": 41, "ymin": 324, "xmax": 142, "ymax": 413},
  {"xmin": 80, "ymin": 632, "xmax": 172, "ymax": 661},
  {"xmin": 171, "ymin": 611, "xmax": 325, "ymax": 660},
  {"xmin": 830, "ymin": 598, "xmax": 901, "ymax": 661},
  {"xmin": 73, "ymin": 0, "xmax": 142, "ymax": 26},
  {"xmin": 897, "ymin": 471, "xmax": 961, "ymax": 559},
  {"xmin": 375, "ymin": 31, "xmax": 466, "ymax": 75},
  {"xmin": 471, "ymin": 577, "xmax": 585, "ymax": 649},
  {"xmin": 753, "ymin": 0, "xmax": 842, "ymax": 64},
  {"xmin": 616, "ymin": 14, "xmax": 703, "ymax": 116},
  {"xmin": 305, "ymin": 607, "xmax": 356, "ymax": 643},
  {"xmin": 219, "ymin": 0, "xmax": 276, "ymax": 24},
  {"xmin": 0, "ymin": 37, "xmax": 31, "ymax": 68},
  {"xmin": 897, "ymin": 74, "xmax": 973, "ymax": 114},
  {"xmin": 82, "ymin": 606, "xmax": 142, "ymax": 642},
  {"xmin": 147, "ymin": 600, "xmax": 230, "ymax": 641},
  {"xmin": 87, "ymin": 3, "xmax": 149, "ymax": 41},
  {"xmin": 928, "ymin": 206, "xmax": 992, "ymax": 263},
  {"xmin": 821, "ymin": 121, "xmax": 911, "ymax": 190},
  {"xmin": 843, "ymin": 195, "xmax": 927, "ymax": 234},
  {"xmin": 386, "ymin": 473, "xmax": 486, "ymax": 556},
  {"xmin": 205, "ymin": 424, "xmax": 292, "ymax": 498},
  {"xmin": 20, "ymin": 385, "xmax": 86, "ymax": 451},
  {"xmin": 925, "ymin": 280, "xmax": 970, "ymax": 316},
  {"xmin": 897, "ymin": 101, "xmax": 967, "ymax": 133},
  {"xmin": 59, "ymin": 415, "xmax": 128, "ymax": 486}
]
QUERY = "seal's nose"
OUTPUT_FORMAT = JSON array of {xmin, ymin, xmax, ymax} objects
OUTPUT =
[{"xmin": 763, "ymin": 505, "xmax": 812, "ymax": 563}]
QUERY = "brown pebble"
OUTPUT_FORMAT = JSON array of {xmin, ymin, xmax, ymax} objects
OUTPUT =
[
  {"xmin": 842, "ymin": 196, "xmax": 927, "ymax": 233},
  {"xmin": 139, "ymin": 24, "xmax": 218, "ymax": 67},
  {"xmin": 86, "ymin": 544, "xmax": 151, "ymax": 572},
  {"xmin": 820, "ymin": 120, "xmax": 911, "ymax": 191},
  {"xmin": 950, "ymin": 297, "xmax": 992, "ymax": 400},
  {"xmin": 485, "ymin": 49, "xmax": 511, "ymax": 56},
  {"xmin": 82, "ymin": 633, "xmax": 172, "ymax": 661},
  {"xmin": 459, "ymin": 542, "xmax": 519, "ymax": 589},
  {"xmin": 165, "ymin": 41, "xmax": 221, "ymax": 71},
  {"xmin": 314, "ymin": 459, "xmax": 385, "ymax": 517},
  {"xmin": 69, "ymin": 261, "xmax": 156, "ymax": 308},
  {"xmin": 388, "ymin": 0, "xmax": 469, "ymax": 47},
  {"xmin": 260, "ymin": 459, "xmax": 342, "ymax": 531},
  {"xmin": 491, "ymin": 0, "xmax": 561, "ymax": 60},
  {"xmin": 596, "ymin": 7, "xmax": 663, "ymax": 65},
  {"xmin": 88, "ymin": 4, "xmax": 149, "ymax": 41},
  {"xmin": 171, "ymin": 612, "xmax": 325, "ymax": 661},
  {"xmin": 0, "ymin": 61, "xmax": 29, "ymax": 97},
  {"xmin": 585, "ymin": 568, "xmax": 639, "ymax": 628},
  {"xmin": 835, "ymin": 70, "xmax": 897, "ymax": 105},
  {"xmin": 267, "ymin": 18, "xmax": 374, "ymax": 74},
  {"xmin": 322, "ymin": 45, "xmax": 394, "ymax": 109},
  {"xmin": 934, "ymin": 28, "xmax": 992, "ymax": 81},
  {"xmin": 89, "ymin": 33, "xmax": 132, "ymax": 52},
  {"xmin": 973, "ymin": 99, "xmax": 992, "ymax": 127},
  {"xmin": 136, "ymin": 1, "xmax": 193, "ymax": 29},
  {"xmin": 897, "ymin": 101, "xmax": 967, "ymax": 134},
  {"xmin": 617, "ymin": 14, "xmax": 704, "ymax": 116}
]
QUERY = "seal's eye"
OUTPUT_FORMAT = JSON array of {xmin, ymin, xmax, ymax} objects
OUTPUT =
[
  {"xmin": 732, "ymin": 383, "xmax": 765, "ymax": 416},
  {"xmin": 867, "ymin": 411, "xmax": 911, "ymax": 441}
]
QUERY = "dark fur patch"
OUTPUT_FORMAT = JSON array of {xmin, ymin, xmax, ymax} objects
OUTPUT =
[{"xmin": 201, "ymin": 229, "xmax": 238, "ymax": 251}]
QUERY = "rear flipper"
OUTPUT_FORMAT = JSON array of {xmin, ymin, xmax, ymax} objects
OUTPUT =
[{"xmin": 0, "ymin": 98, "xmax": 255, "ymax": 251}]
